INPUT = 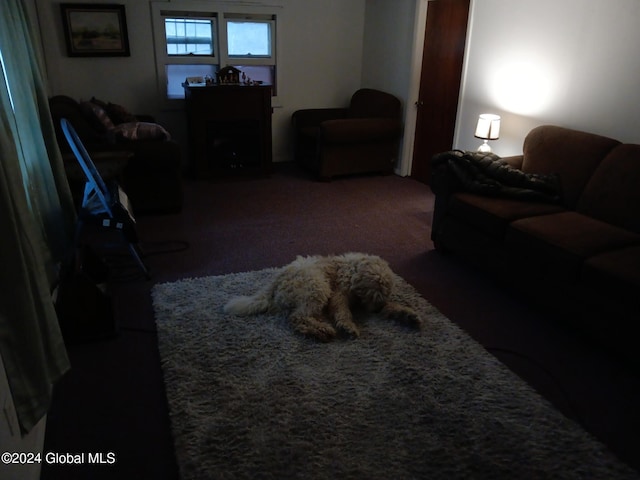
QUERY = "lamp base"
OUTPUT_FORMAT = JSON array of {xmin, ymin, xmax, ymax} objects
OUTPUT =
[{"xmin": 477, "ymin": 140, "xmax": 492, "ymax": 153}]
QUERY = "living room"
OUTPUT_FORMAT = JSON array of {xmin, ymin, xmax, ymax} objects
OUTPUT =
[
  {"xmin": 33, "ymin": 0, "xmax": 640, "ymax": 166},
  {"xmin": 3, "ymin": 0, "xmax": 640, "ymax": 478}
]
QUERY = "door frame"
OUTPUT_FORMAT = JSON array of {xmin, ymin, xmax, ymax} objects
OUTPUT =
[
  {"xmin": 397, "ymin": 0, "xmax": 429, "ymax": 177},
  {"xmin": 398, "ymin": 0, "xmax": 474, "ymax": 177}
]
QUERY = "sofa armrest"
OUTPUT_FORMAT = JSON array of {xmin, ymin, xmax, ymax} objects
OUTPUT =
[
  {"xmin": 320, "ymin": 118, "xmax": 402, "ymax": 144},
  {"xmin": 292, "ymin": 108, "xmax": 348, "ymax": 129},
  {"xmin": 502, "ymin": 154, "xmax": 524, "ymax": 169},
  {"xmin": 81, "ymin": 139, "xmax": 179, "ymax": 168}
]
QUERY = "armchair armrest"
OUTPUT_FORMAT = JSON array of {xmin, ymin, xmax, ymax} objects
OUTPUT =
[
  {"xmin": 292, "ymin": 108, "xmax": 348, "ymax": 129},
  {"xmin": 320, "ymin": 118, "xmax": 402, "ymax": 144}
]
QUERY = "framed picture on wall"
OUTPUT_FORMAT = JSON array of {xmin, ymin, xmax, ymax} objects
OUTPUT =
[{"xmin": 60, "ymin": 3, "xmax": 130, "ymax": 57}]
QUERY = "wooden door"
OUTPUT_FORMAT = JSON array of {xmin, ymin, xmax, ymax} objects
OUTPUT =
[{"xmin": 411, "ymin": 0, "xmax": 470, "ymax": 183}]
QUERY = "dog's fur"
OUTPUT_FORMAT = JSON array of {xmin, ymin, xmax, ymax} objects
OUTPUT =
[{"xmin": 223, "ymin": 253, "xmax": 422, "ymax": 341}]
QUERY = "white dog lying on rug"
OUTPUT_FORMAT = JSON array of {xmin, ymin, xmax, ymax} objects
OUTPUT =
[{"xmin": 223, "ymin": 253, "xmax": 422, "ymax": 341}]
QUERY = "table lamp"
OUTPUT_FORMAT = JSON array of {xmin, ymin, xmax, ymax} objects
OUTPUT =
[{"xmin": 474, "ymin": 114, "xmax": 501, "ymax": 152}]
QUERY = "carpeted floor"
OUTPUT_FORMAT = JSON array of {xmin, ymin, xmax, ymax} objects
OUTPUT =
[
  {"xmin": 42, "ymin": 164, "xmax": 640, "ymax": 479},
  {"xmin": 152, "ymin": 268, "xmax": 637, "ymax": 480}
]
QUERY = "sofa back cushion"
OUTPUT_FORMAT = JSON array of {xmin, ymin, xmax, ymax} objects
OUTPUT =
[
  {"xmin": 521, "ymin": 125, "xmax": 620, "ymax": 209},
  {"xmin": 348, "ymin": 89, "xmax": 401, "ymax": 120},
  {"xmin": 577, "ymin": 144, "xmax": 640, "ymax": 233},
  {"xmin": 49, "ymin": 95, "xmax": 108, "ymax": 148},
  {"xmin": 80, "ymin": 101, "xmax": 115, "ymax": 133}
]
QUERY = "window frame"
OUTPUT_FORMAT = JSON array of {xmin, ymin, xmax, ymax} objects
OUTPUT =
[
  {"xmin": 151, "ymin": 4, "xmax": 218, "ymax": 104},
  {"xmin": 221, "ymin": 15, "xmax": 276, "ymax": 64},
  {"xmin": 164, "ymin": 16, "xmax": 217, "ymax": 57}
]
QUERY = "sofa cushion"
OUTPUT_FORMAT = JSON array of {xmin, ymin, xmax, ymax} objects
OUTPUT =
[
  {"xmin": 577, "ymin": 144, "xmax": 640, "ymax": 233},
  {"xmin": 448, "ymin": 193, "xmax": 566, "ymax": 238},
  {"xmin": 321, "ymin": 118, "xmax": 401, "ymax": 144},
  {"xmin": 112, "ymin": 122, "xmax": 171, "ymax": 141},
  {"xmin": 506, "ymin": 211, "xmax": 640, "ymax": 282},
  {"xmin": 89, "ymin": 96, "xmax": 109, "ymax": 109},
  {"xmin": 80, "ymin": 101, "xmax": 115, "ymax": 133},
  {"xmin": 579, "ymin": 245, "xmax": 640, "ymax": 315},
  {"xmin": 106, "ymin": 102, "xmax": 137, "ymax": 124},
  {"xmin": 521, "ymin": 125, "xmax": 620, "ymax": 209},
  {"xmin": 90, "ymin": 96, "xmax": 142, "ymax": 124}
]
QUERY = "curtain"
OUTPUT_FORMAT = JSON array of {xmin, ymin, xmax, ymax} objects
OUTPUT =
[{"xmin": 0, "ymin": 0, "xmax": 75, "ymax": 433}]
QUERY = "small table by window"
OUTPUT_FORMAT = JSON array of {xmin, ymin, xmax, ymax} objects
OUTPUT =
[{"xmin": 183, "ymin": 84, "xmax": 272, "ymax": 179}]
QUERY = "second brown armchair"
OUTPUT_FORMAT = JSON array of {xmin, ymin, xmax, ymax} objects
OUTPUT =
[{"xmin": 292, "ymin": 88, "xmax": 403, "ymax": 180}]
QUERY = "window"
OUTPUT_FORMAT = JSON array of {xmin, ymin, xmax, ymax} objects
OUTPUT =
[
  {"xmin": 165, "ymin": 18, "xmax": 214, "ymax": 55},
  {"xmin": 224, "ymin": 15, "xmax": 276, "ymax": 90},
  {"xmin": 227, "ymin": 20, "xmax": 272, "ymax": 57},
  {"xmin": 152, "ymin": 7, "xmax": 217, "ymax": 100},
  {"xmin": 151, "ymin": 2, "xmax": 280, "ymax": 103}
]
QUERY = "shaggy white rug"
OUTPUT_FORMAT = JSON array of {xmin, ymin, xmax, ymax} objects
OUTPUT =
[{"xmin": 152, "ymin": 267, "xmax": 638, "ymax": 480}]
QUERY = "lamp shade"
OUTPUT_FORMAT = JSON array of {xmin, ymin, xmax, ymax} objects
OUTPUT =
[{"xmin": 474, "ymin": 114, "xmax": 501, "ymax": 140}]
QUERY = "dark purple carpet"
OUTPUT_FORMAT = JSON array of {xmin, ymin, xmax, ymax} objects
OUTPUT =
[{"xmin": 42, "ymin": 164, "xmax": 640, "ymax": 479}]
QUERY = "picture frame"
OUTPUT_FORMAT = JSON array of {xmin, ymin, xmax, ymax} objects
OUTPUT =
[{"xmin": 60, "ymin": 3, "xmax": 130, "ymax": 57}]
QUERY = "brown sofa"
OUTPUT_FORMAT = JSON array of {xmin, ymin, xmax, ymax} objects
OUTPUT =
[
  {"xmin": 430, "ymin": 125, "xmax": 640, "ymax": 366},
  {"xmin": 291, "ymin": 89, "xmax": 403, "ymax": 180},
  {"xmin": 49, "ymin": 95, "xmax": 183, "ymax": 214}
]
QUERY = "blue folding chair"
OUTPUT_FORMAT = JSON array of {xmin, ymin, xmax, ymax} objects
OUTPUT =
[{"xmin": 60, "ymin": 118, "xmax": 150, "ymax": 279}]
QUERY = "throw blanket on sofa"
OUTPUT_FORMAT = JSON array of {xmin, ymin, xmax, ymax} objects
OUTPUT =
[{"xmin": 431, "ymin": 150, "xmax": 562, "ymax": 204}]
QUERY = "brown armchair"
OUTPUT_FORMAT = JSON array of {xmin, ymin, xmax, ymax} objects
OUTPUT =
[
  {"xmin": 291, "ymin": 88, "xmax": 403, "ymax": 180},
  {"xmin": 49, "ymin": 95, "xmax": 183, "ymax": 214}
]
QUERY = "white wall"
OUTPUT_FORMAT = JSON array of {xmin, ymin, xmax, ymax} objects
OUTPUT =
[
  {"xmin": 361, "ymin": 0, "xmax": 415, "ymax": 103},
  {"xmin": 361, "ymin": 0, "xmax": 418, "ymax": 174},
  {"xmin": 35, "ymin": 0, "xmax": 366, "ymax": 163},
  {"xmin": 276, "ymin": 0, "xmax": 366, "ymax": 161},
  {"xmin": 456, "ymin": 0, "xmax": 640, "ymax": 156}
]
